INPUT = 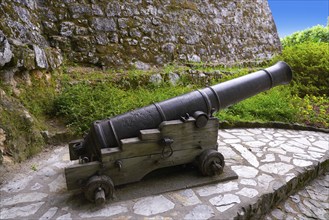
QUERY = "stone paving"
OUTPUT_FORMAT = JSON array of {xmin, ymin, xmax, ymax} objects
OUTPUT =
[
  {"xmin": 266, "ymin": 171, "xmax": 329, "ymax": 220},
  {"xmin": 0, "ymin": 128, "xmax": 328, "ymax": 219}
]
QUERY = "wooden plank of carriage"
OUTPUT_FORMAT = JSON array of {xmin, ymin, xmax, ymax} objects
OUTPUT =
[{"xmin": 64, "ymin": 117, "xmax": 219, "ymax": 190}]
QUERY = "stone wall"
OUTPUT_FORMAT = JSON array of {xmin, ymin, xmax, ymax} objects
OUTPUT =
[
  {"xmin": 0, "ymin": 128, "xmax": 5, "ymax": 164},
  {"xmin": 0, "ymin": 0, "xmax": 281, "ymax": 76}
]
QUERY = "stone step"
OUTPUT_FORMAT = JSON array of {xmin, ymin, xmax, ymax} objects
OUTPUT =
[{"xmin": 265, "ymin": 171, "xmax": 329, "ymax": 220}]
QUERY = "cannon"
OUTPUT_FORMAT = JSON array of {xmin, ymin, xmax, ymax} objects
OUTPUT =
[{"xmin": 65, "ymin": 61, "xmax": 292, "ymax": 204}]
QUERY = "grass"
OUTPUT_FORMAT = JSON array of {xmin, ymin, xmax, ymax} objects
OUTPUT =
[
  {"xmin": 215, "ymin": 87, "xmax": 298, "ymax": 124},
  {"xmin": 292, "ymin": 95, "xmax": 329, "ymax": 128},
  {"xmin": 2, "ymin": 25, "xmax": 328, "ymax": 163},
  {"xmin": 0, "ymin": 96, "xmax": 45, "ymax": 161},
  {"xmin": 53, "ymin": 63, "xmax": 328, "ymax": 135},
  {"xmin": 17, "ymin": 72, "xmax": 58, "ymax": 119},
  {"xmin": 5, "ymin": 59, "xmax": 327, "ymax": 140},
  {"xmin": 54, "ymin": 81, "xmax": 195, "ymax": 133}
]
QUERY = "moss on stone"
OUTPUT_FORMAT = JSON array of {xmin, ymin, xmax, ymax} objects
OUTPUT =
[
  {"xmin": 1, "ymin": 0, "xmax": 281, "ymax": 69},
  {"xmin": 0, "ymin": 89, "xmax": 45, "ymax": 162}
]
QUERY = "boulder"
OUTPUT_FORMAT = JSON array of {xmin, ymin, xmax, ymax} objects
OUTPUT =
[
  {"xmin": 0, "ymin": 31, "xmax": 13, "ymax": 67},
  {"xmin": 33, "ymin": 45, "xmax": 48, "ymax": 69}
]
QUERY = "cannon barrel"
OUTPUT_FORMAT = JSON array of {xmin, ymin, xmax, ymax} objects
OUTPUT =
[{"xmin": 77, "ymin": 61, "xmax": 292, "ymax": 161}]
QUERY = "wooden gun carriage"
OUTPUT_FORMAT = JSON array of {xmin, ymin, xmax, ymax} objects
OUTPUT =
[{"xmin": 65, "ymin": 61, "xmax": 292, "ymax": 204}]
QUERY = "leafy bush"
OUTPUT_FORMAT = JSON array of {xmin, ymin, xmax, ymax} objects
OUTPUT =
[
  {"xmin": 292, "ymin": 95, "xmax": 329, "ymax": 128},
  {"xmin": 55, "ymin": 66, "xmax": 303, "ymax": 134},
  {"xmin": 281, "ymin": 24, "xmax": 329, "ymax": 47},
  {"xmin": 54, "ymin": 36, "xmax": 329, "ymax": 133},
  {"xmin": 215, "ymin": 87, "xmax": 298, "ymax": 123},
  {"xmin": 271, "ymin": 42, "xmax": 329, "ymax": 96},
  {"xmin": 54, "ymin": 82, "xmax": 192, "ymax": 133}
]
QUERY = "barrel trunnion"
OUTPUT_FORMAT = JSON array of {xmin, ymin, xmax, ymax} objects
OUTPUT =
[{"xmin": 64, "ymin": 61, "xmax": 293, "ymax": 204}]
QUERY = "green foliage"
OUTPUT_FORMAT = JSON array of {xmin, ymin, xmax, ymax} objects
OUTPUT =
[
  {"xmin": 281, "ymin": 24, "xmax": 329, "ymax": 47},
  {"xmin": 271, "ymin": 42, "xmax": 329, "ymax": 97},
  {"xmin": 215, "ymin": 87, "xmax": 298, "ymax": 123},
  {"xmin": 54, "ymin": 82, "xmax": 192, "ymax": 133},
  {"xmin": 54, "ymin": 65, "xmax": 257, "ymax": 134},
  {"xmin": 269, "ymin": 23, "xmax": 329, "ymax": 128},
  {"xmin": 0, "ymin": 97, "xmax": 45, "ymax": 162},
  {"xmin": 54, "ymin": 52, "xmax": 329, "ymax": 134},
  {"xmin": 292, "ymin": 95, "xmax": 329, "ymax": 128},
  {"xmin": 2, "ymin": 24, "xmax": 329, "ymax": 164},
  {"xmin": 18, "ymin": 74, "xmax": 57, "ymax": 118},
  {"xmin": 0, "ymin": 71, "xmax": 60, "ymax": 162},
  {"xmin": 31, "ymin": 164, "xmax": 38, "ymax": 171}
]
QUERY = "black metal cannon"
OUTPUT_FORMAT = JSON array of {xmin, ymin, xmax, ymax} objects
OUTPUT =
[{"xmin": 65, "ymin": 61, "xmax": 292, "ymax": 204}]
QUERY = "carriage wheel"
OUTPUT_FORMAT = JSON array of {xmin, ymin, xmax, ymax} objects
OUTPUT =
[
  {"xmin": 84, "ymin": 175, "xmax": 114, "ymax": 205},
  {"xmin": 197, "ymin": 149, "xmax": 225, "ymax": 176}
]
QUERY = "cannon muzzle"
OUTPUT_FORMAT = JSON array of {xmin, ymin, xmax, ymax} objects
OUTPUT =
[{"xmin": 71, "ymin": 61, "xmax": 292, "ymax": 161}]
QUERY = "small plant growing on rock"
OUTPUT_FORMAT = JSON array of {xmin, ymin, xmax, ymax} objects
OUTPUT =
[{"xmin": 31, "ymin": 164, "xmax": 38, "ymax": 171}]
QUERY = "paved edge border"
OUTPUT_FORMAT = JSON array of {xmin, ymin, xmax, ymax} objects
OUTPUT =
[
  {"xmin": 46, "ymin": 121, "xmax": 328, "ymax": 145},
  {"xmin": 237, "ymin": 157, "xmax": 329, "ymax": 219},
  {"xmin": 215, "ymin": 124, "xmax": 329, "ymax": 219},
  {"xmin": 218, "ymin": 121, "xmax": 329, "ymax": 133}
]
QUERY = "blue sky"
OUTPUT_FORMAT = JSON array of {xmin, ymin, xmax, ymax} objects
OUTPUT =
[{"xmin": 268, "ymin": 0, "xmax": 329, "ymax": 38}]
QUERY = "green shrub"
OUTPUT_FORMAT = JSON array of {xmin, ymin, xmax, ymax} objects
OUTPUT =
[
  {"xmin": 281, "ymin": 24, "xmax": 329, "ymax": 47},
  {"xmin": 54, "ymin": 82, "xmax": 192, "ymax": 133},
  {"xmin": 272, "ymin": 42, "xmax": 329, "ymax": 96},
  {"xmin": 54, "ymin": 67, "xmax": 260, "ymax": 134},
  {"xmin": 54, "ymin": 54, "xmax": 328, "ymax": 133},
  {"xmin": 292, "ymin": 95, "xmax": 329, "ymax": 128},
  {"xmin": 215, "ymin": 87, "xmax": 298, "ymax": 123}
]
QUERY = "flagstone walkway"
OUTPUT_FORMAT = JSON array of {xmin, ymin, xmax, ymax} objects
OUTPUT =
[{"xmin": 0, "ymin": 128, "xmax": 328, "ymax": 219}]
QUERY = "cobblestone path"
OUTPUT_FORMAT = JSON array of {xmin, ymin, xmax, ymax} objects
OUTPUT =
[{"xmin": 0, "ymin": 128, "xmax": 328, "ymax": 219}]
